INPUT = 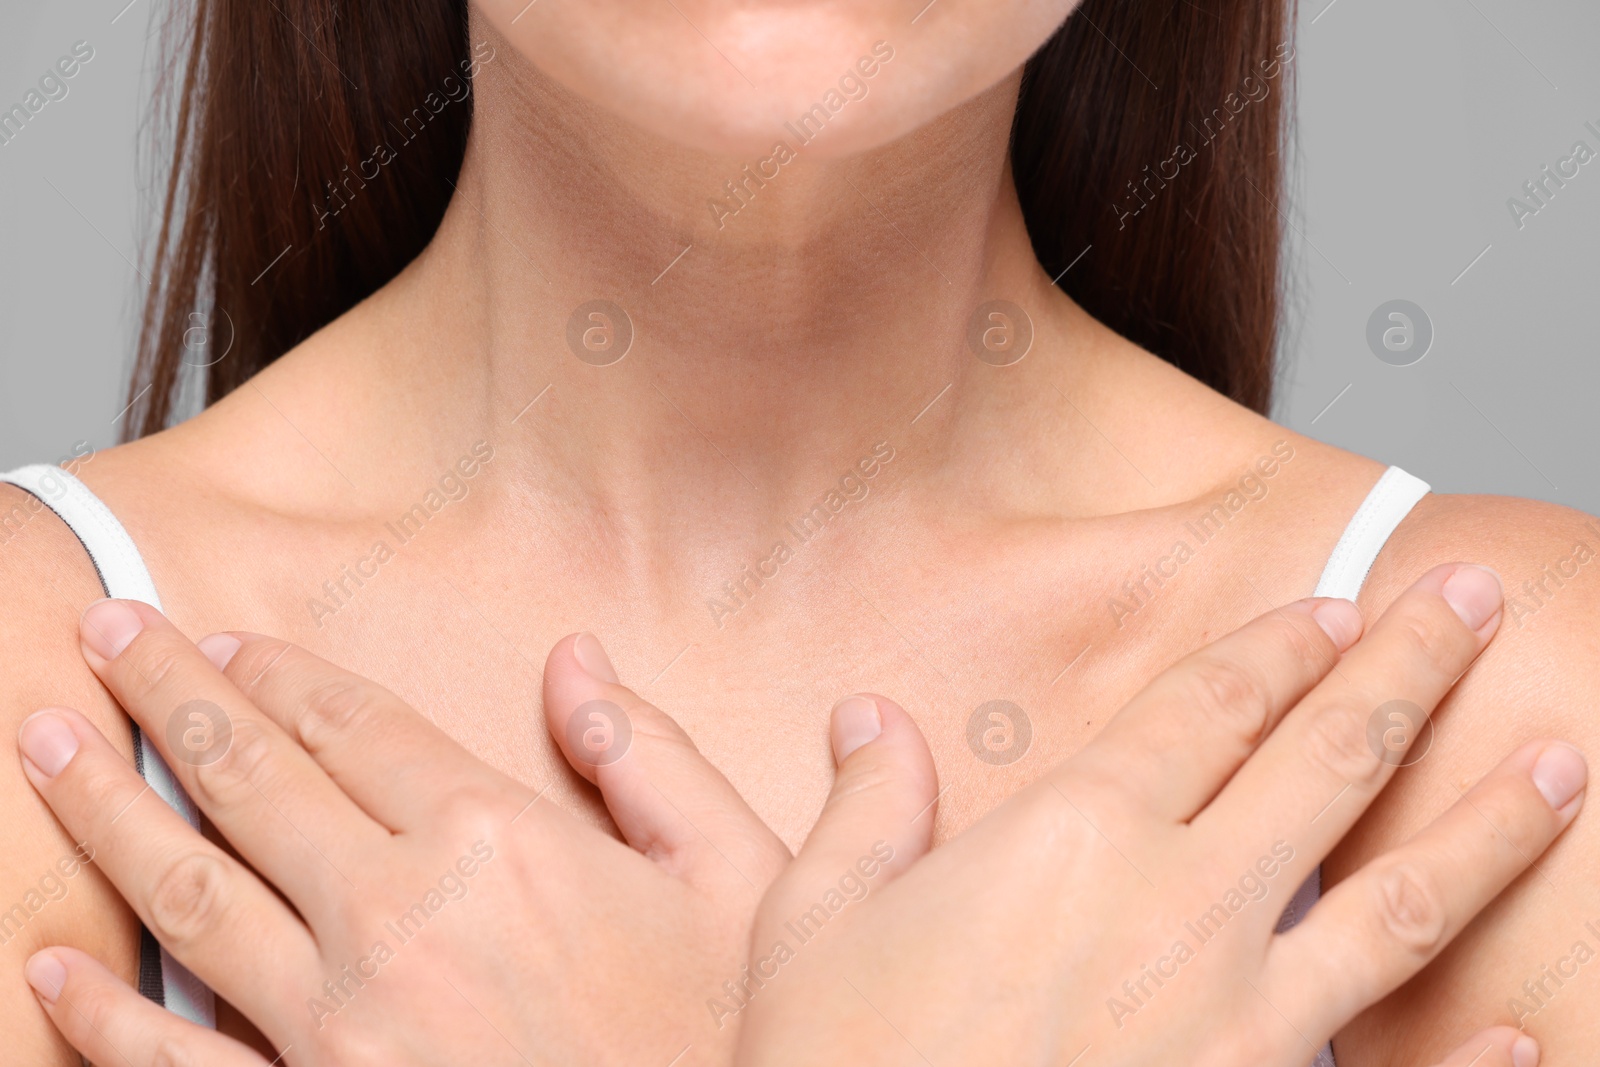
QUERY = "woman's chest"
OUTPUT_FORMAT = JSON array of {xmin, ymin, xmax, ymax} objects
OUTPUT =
[
  {"xmin": 134, "ymin": 462, "xmax": 1350, "ymax": 847},
  {"xmin": 193, "ymin": 528, "xmax": 1314, "ymax": 848}
]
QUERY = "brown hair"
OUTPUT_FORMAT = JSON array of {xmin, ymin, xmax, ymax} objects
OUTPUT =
[{"xmin": 128, "ymin": 0, "xmax": 1291, "ymax": 437}]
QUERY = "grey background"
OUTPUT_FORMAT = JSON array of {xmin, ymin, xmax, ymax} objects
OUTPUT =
[{"xmin": 2, "ymin": 0, "xmax": 1596, "ymax": 512}]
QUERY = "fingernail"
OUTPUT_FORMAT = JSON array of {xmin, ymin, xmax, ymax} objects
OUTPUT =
[
  {"xmin": 1532, "ymin": 743, "xmax": 1587, "ymax": 812},
  {"xmin": 25, "ymin": 951, "xmax": 65, "ymax": 1004},
  {"xmin": 18, "ymin": 712, "xmax": 79, "ymax": 778},
  {"xmin": 197, "ymin": 633, "xmax": 242, "ymax": 671},
  {"xmin": 574, "ymin": 632, "xmax": 619, "ymax": 684},
  {"xmin": 1513, "ymin": 1034, "xmax": 1540, "ymax": 1067},
  {"xmin": 1310, "ymin": 599, "xmax": 1362, "ymax": 651},
  {"xmin": 831, "ymin": 695, "xmax": 882, "ymax": 763},
  {"xmin": 1440, "ymin": 565, "xmax": 1502, "ymax": 632},
  {"xmin": 80, "ymin": 599, "xmax": 145, "ymax": 660}
]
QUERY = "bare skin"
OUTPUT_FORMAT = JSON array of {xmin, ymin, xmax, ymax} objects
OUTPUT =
[{"xmin": 2, "ymin": 8, "xmax": 1597, "ymax": 1063}]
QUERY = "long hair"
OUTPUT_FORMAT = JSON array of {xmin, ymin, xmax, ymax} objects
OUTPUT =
[{"xmin": 127, "ymin": 0, "xmax": 1292, "ymax": 438}]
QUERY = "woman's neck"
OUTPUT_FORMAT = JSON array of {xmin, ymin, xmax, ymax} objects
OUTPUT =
[
  {"xmin": 374, "ymin": 42, "xmax": 1090, "ymax": 517},
  {"xmin": 205, "ymin": 28, "xmax": 1235, "ymax": 583}
]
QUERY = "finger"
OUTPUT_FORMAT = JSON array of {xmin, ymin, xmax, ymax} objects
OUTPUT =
[
  {"xmin": 758, "ymin": 693, "xmax": 938, "ymax": 927},
  {"xmin": 1073, "ymin": 596, "xmax": 1361, "ymax": 822},
  {"xmin": 19, "ymin": 706, "xmax": 321, "ymax": 1024},
  {"xmin": 1265, "ymin": 740, "xmax": 1584, "ymax": 1037},
  {"xmin": 1197, "ymin": 563, "xmax": 1503, "ymax": 868},
  {"xmin": 207, "ymin": 631, "xmax": 516, "ymax": 831},
  {"xmin": 76, "ymin": 599, "xmax": 387, "ymax": 904},
  {"xmin": 543, "ymin": 633, "xmax": 791, "ymax": 893},
  {"xmin": 1427, "ymin": 1027, "xmax": 1539, "ymax": 1067},
  {"xmin": 27, "ymin": 947, "xmax": 269, "ymax": 1067}
]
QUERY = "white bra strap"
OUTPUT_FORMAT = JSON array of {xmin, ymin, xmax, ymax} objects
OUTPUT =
[
  {"xmin": 2, "ymin": 465, "xmax": 163, "ymax": 606},
  {"xmin": 1312, "ymin": 466, "xmax": 1431, "ymax": 602},
  {"xmin": 0, "ymin": 465, "xmax": 215, "ymax": 1028},
  {"xmin": 1279, "ymin": 464, "xmax": 1431, "ymax": 1067}
]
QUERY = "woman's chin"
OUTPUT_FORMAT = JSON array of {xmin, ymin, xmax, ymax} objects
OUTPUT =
[{"xmin": 476, "ymin": 0, "xmax": 1022, "ymax": 160}]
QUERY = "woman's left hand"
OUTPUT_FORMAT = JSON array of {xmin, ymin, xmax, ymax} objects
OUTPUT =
[{"xmin": 17, "ymin": 598, "xmax": 792, "ymax": 1066}]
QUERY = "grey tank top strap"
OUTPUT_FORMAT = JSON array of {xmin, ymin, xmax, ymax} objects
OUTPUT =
[{"xmin": 0, "ymin": 464, "xmax": 216, "ymax": 1028}]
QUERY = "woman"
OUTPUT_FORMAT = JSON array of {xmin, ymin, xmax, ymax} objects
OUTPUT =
[{"xmin": 0, "ymin": 0, "xmax": 1595, "ymax": 1061}]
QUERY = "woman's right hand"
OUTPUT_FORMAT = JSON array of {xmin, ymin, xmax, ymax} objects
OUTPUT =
[
  {"xmin": 19, "ymin": 605, "xmax": 795, "ymax": 1067},
  {"xmin": 736, "ymin": 562, "xmax": 1576, "ymax": 1067}
]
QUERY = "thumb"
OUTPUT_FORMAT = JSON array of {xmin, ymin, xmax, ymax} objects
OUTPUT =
[
  {"xmin": 1427, "ymin": 1027, "xmax": 1538, "ymax": 1067},
  {"xmin": 761, "ymin": 694, "xmax": 938, "ymax": 925},
  {"xmin": 542, "ymin": 632, "xmax": 789, "ymax": 894}
]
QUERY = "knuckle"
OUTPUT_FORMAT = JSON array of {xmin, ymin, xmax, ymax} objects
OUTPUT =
[
  {"xmin": 75, "ymin": 980, "xmax": 121, "ymax": 1037},
  {"xmin": 73, "ymin": 760, "xmax": 139, "ymax": 822},
  {"xmin": 1467, "ymin": 775, "xmax": 1554, "ymax": 851},
  {"xmin": 147, "ymin": 851, "xmax": 228, "ymax": 948},
  {"xmin": 1274, "ymin": 612, "xmax": 1331, "ymax": 675},
  {"xmin": 128, "ymin": 634, "xmax": 197, "ymax": 699},
  {"xmin": 1183, "ymin": 656, "xmax": 1272, "ymax": 746},
  {"xmin": 150, "ymin": 1035, "xmax": 204, "ymax": 1067},
  {"xmin": 296, "ymin": 675, "xmax": 383, "ymax": 749},
  {"xmin": 601, "ymin": 689, "xmax": 658, "ymax": 734},
  {"xmin": 436, "ymin": 785, "xmax": 507, "ymax": 839},
  {"xmin": 628, "ymin": 712, "xmax": 697, "ymax": 761},
  {"xmin": 190, "ymin": 717, "xmax": 275, "ymax": 805},
  {"xmin": 1302, "ymin": 701, "xmax": 1385, "ymax": 786},
  {"xmin": 827, "ymin": 761, "xmax": 901, "ymax": 808},
  {"xmin": 1193, "ymin": 1029, "xmax": 1274, "ymax": 1067},
  {"xmin": 1389, "ymin": 608, "xmax": 1472, "ymax": 677},
  {"xmin": 225, "ymin": 637, "xmax": 299, "ymax": 693},
  {"xmin": 1373, "ymin": 861, "xmax": 1449, "ymax": 956},
  {"xmin": 321, "ymin": 1030, "xmax": 398, "ymax": 1067},
  {"xmin": 1020, "ymin": 779, "xmax": 1112, "ymax": 855}
]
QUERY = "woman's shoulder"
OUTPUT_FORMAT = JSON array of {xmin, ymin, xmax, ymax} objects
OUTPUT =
[
  {"xmin": 1356, "ymin": 485, "xmax": 1600, "ymax": 788},
  {"xmin": 1354, "ymin": 485, "xmax": 1600, "ymax": 752},
  {"xmin": 0, "ymin": 473, "xmax": 145, "ymax": 1065},
  {"xmin": 0, "ymin": 456, "xmax": 146, "ymax": 663},
  {"xmin": 1368, "ymin": 487, "xmax": 1599, "ymax": 629},
  {"xmin": 1266, "ymin": 438, "xmax": 1600, "ymax": 690},
  {"xmin": 1329, "ymin": 485, "xmax": 1600, "ymax": 1058}
]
